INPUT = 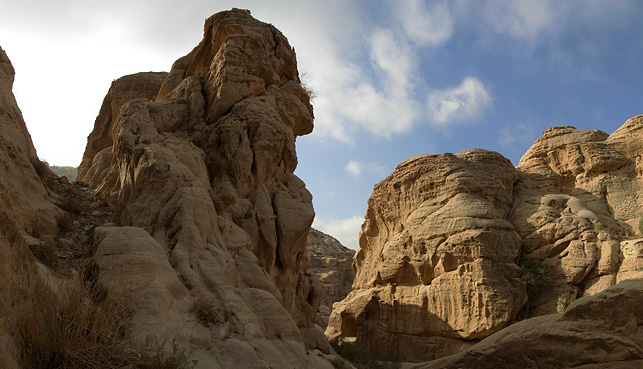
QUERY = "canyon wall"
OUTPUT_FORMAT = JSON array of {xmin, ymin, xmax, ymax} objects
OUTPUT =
[
  {"xmin": 306, "ymin": 228, "xmax": 355, "ymax": 328},
  {"xmin": 327, "ymin": 118, "xmax": 643, "ymax": 363}
]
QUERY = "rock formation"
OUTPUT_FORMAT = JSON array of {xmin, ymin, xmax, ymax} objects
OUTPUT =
[
  {"xmin": 327, "ymin": 118, "xmax": 643, "ymax": 363},
  {"xmin": 306, "ymin": 228, "xmax": 355, "ymax": 328},
  {"xmin": 77, "ymin": 72, "xmax": 168, "ymax": 183},
  {"xmin": 77, "ymin": 8, "xmax": 339, "ymax": 369},
  {"xmin": 327, "ymin": 149, "xmax": 527, "ymax": 361},
  {"xmin": 416, "ymin": 279, "xmax": 643, "ymax": 369},
  {"xmin": 0, "ymin": 46, "xmax": 74, "ymax": 368}
]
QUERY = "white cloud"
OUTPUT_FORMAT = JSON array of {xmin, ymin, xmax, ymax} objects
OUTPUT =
[
  {"xmin": 345, "ymin": 161, "xmax": 363, "ymax": 179},
  {"xmin": 483, "ymin": 0, "xmax": 554, "ymax": 41},
  {"xmin": 428, "ymin": 77, "xmax": 493, "ymax": 125},
  {"xmin": 345, "ymin": 160, "xmax": 387, "ymax": 180},
  {"xmin": 313, "ymin": 215, "xmax": 363, "ymax": 250},
  {"xmin": 395, "ymin": 0, "xmax": 454, "ymax": 47}
]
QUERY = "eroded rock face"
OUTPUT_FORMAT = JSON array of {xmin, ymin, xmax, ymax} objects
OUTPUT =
[
  {"xmin": 0, "ymin": 46, "xmax": 62, "ymax": 369},
  {"xmin": 306, "ymin": 228, "xmax": 355, "ymax": 329},
  {"xmin": 418, "ymin": 279, "xmax": 643, "ymax": 369},
  {"xmin": 327, "ymin": 119, "xmax": 643, "ymax": 363},
  {"xmin": 77, "ymin": 72, "xmax": 168, "ymax": 183},
  {"xmin": 512, "ymin": 121, "xmax": 643, "ymax": 315},
  {"xmin": 80, "ymin": 9, "xmax": 331, "ymax": 368},
  {"xmin": 327, "ymin": 149, "xmax": 527, "ymax": 361}
]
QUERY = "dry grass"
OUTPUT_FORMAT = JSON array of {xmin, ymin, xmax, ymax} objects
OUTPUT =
[
  {"xmin": 18, "ymin": 264, "xmax": 194, "ymax": 369},
  {"xmin": 28, "ymin": 239, "xmax": 60, "ymax": 270},
  {"xmin": 191, "ymin": 298, "xmax": 221, "ymax": 326}
]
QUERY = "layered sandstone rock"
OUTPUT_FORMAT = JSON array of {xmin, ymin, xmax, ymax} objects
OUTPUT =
[
  {"xmin": 417, "ymin": 279, "xmax": 643, "ymax": 369},
  {"xmin": 512, "ymin": 122, "xmax": 643, "ymax": 315},
  {"xmin": 80, "ymin": 9, "xmax": 334, "ymax": 368},
  {"xmin": 306, "ymin": 228, "xmax": 355, "ymax": 328},
  {"xmin": 327, "ymin": 149, "xmax": 527, "ymax": 361},
  {"xmin": 327, "ymin": 119, "xmax": 643, "ymax": 363}
]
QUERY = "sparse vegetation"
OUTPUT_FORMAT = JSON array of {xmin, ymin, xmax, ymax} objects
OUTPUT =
[
  {"xmin": 45, "ymin": 161, "xmax": 78, "ymax": 182},
  {"xmin": 638, "ymin": 217, "xmax": 643, "ymax": 234},
  {"xmin": 28, "ymin": 239, "xmax": 60, "ymax": 270},
  {"xmin": 520, "ymin": 259, "xmax": 554, "ymax": 292},
  {"xmin": 18, "ymin": 264, "xmax": 194, "ymax": 369},
  {"xmin": 330, "ymin": 341, "xmax": 401, "ymax": 369},
  {"xmin": 191, "ymin": 298, "xmax": 220, "ymax": 326}
]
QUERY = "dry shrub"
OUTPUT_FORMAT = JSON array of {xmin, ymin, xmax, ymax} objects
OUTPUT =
[
  {"xmin": 57, "ymin": 211, "xmax": 74, "ymax": 232},
  {"xmin": 28, "ymin": 239, "xmax": 59, "ymax": 270},
  {"xmin": 18, "ymin": 266, "xmax": 194, "ymax": 369},
  {"xmin": 191, "ymin": 298, "xmax": 221, "ymax": 326},
  {"xmin": 59, "ymin": 195, "xmax": 82, "ymax": 214}
]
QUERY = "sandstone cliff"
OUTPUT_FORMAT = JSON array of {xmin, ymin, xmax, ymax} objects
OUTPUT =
[
  {"xmin": 78, "ymin": 8, "xmax": 338, "ymax": 369},
  {"xmin": 416, "ymin": 279, "xmax": 643, "ymax": 369},
  {"xmin": 327, "ymin": 118, "xmax": 643, "ymax": 364},
  {"xmin": 306, "ymin": 228, "xmax": 355, "ymax": 329}
]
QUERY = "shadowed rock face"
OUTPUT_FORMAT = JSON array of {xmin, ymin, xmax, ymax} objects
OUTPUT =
[
  {"xmin": 79, "ymin": 9, "xmax": 333, "ymax": 368},
  {"xmin": 416, "ymin": 279, "xmax": 643, "ymax": 369},
  {"xmin": 0, "ymin": 46, "xmax": 61, "ymax": 369},
  {"xmin": 306, "ymin": 228, "xmax": 355, "ymax": 329},
  {"xmin": 327, "ymin": 118, "xmax": 643, "ymax": 363}
]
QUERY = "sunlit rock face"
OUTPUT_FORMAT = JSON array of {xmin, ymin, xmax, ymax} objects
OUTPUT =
[
  {"xmin": 80, "ymin": 9, "xmax": 336, "ymax": 368},
  {"xmin": 327, "ymin": 117, "xmax": 643, "ymax": 362},
  {"xmin": 327, "ymin": 149, "xmax": 527, "ymax": 361},
  {"xmin": 512, "ymin": 120, "xmax": 643, "ymax": 315},
  {"xmin": 416, "ymin": 279, "xmax": 643, "ymax": 369}
]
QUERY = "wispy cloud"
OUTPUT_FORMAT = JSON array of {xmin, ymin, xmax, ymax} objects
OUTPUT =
[
  {"xmin": 395, "ymin": 0, "xmax": 454, "ymax": 47},
  {"xmin": 344, "ymin": 160, "xmax": 387, "ymax": 180},
  {"xmin": 295, "ymin": 1, "xmax": 491, "ymax": 143},
  {"xmin": 313, "ymin": 215, "xmax": 363, "ymax": 250},
  {"xmin": 428, "ymin": 77, "xmax": 493, "ymax": 125},
  {"xmin": 483, "ymin": 0, "xmax": 554, "ymax": 41}
]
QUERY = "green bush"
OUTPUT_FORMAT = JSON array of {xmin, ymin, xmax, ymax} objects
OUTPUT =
[{"xmin": 520, "ymin": 259, "xmax": 554, "ymax": 290}]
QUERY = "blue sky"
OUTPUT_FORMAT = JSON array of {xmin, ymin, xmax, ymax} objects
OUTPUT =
[{"xmin": 2, "ymin": 0, "xmax": 642, "ymax": 248}]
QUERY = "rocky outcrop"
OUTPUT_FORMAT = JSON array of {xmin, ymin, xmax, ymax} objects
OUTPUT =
[
  {"xmin": 0, "ymin": 47, "xmax": 60, "ymax": 236},
  {"xmin": 0, "ymin": 46, "xmax": 61, "ymax": 369},
  {"xmin": 327, "ymin": 149, "xmax": 527, "ymax": 361},
  {"xmin": 80, "ymin": 9, "xmax": 334, "ymax": 369},
  {"xmin": 512, "ymin": 122, "xmax": 643, "ymax": 315},
  {"xmin": 327, "ymin": 118, "xmax": 643, "ymax": 363},
  {"xmin": 306, "ymin": 228, "xmax": 354, "ymax": 328},
  {"xmin": 417, "ymin": 279, "xmax": 643, "ymax": 369},
  {"xmin": 77, "ymin": 72, "xmax": 168, "ymax": 183}
]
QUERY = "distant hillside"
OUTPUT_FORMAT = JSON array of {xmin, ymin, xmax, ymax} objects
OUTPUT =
[{"xmin": 45, "ymin": 162, "xmax": 78, "ymax": 181}]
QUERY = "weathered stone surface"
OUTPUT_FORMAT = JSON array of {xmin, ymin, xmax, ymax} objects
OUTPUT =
[
  {"xmin": 77, "ymin": 72, "xmax": 168, "ymax": 182},
  {"xmin": 511, "ymin": 122, "xmax": 643, "ymax": 316},
  {"xmin": 328, "ymin": 119, "xmax": 643, "ymax": 363},
  {"xmin": 0, "ymin": 46, "xmax": 64, "ymax": 369},
  {"xmin": 306, "ymin": 228, "xmax": 354, "ymax": 328},
  {"xmin": 416, "ymin": 279, "xmax": 643, "ymax": 369},
  {"xmin": 326, "ymin": 149, "xmax": 527, "ymax": 362},
  {"xmin": 82, "ymin": 9, "xmax": 328, "ymax": 368},
  {"xmin": 0, "ymin": 47, "xmax": 60, "ymax": 235}
]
